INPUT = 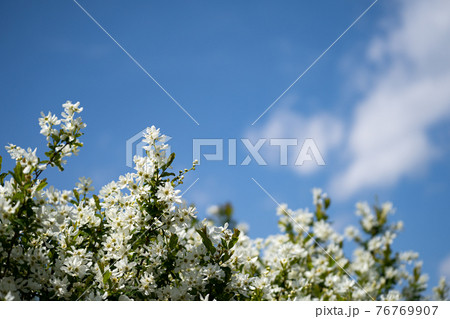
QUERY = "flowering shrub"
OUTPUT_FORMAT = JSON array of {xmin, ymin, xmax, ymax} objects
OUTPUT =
[{"xmin": 0, "ymin": 101, "xmax": 448, "ymax": 301}]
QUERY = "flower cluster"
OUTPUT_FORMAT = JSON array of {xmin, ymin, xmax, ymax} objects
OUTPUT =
[{"xmin": 0, "ymin": 101, "xmax": 448, "ymax": 301}]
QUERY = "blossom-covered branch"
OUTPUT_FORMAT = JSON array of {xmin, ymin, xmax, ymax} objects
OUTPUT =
[{"xmin": 0, "ymin": 101, "xmax": 448, "ymax": 301}]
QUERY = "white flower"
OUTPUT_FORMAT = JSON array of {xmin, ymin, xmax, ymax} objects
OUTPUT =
[
  {"xmin": 76, "ymin": 176, "xmax": 94, "ymax": 195},
  {"xmin": 2, "ymin": 291, "xmax": 15, "ymax": 301},
  {"xmin": 62, "ymin": 100, "xmax": 83, "ymax": 117},
  {"xmin": 399, "ymin": 251, "xmax": 419, "ymax": 263},
  {"xmin": 61, "ymin": 255, "xmax": 91, "ymax": 278},
  {"xmin": 368, "ymin": 236, "xmax": 383, "ymax": 251},
  {"xmin": 313, "ymin": 220, "xmax": 333, "ymax": 241},
  {"xmin": 206, "ymin": 205, "xmax": 220, "ymax": 217},
  {"xmin": 39, "ymin": 111, "xmax": 60, "ymax": 139},
  {"xmin": 381, "ymin": 290, "xmax": 401, "ymax": 301},
  {"xmin": 5, "ymin": 145, "xmax": 39, "ymax": 174},
  {"xmin": 236, "ymin": 222, "xmax": 249, "ymax": 233},
  {"xmin": 156, "ymin": 181, "xmax": 181, "ymax": 204},
  {"xmin": 312, "ymin": 188, "xmax": 322, "ymax": 205},
  {"xmin": 143, "ymin": 126, "xmax": 160, "ymax": 144},
  {"xmin": 345, "ymin": 226, "xmax": 360, "ymax": 239}
]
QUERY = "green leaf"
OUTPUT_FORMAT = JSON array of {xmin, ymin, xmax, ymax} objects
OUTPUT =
[
  {"xmin": 169, "ymin": 233, "xmax": 178, "ymax": 250},
  {"xmin": 36, "ymin": 179, "xmax": 48, "ymax": 192},
  {"xmin": 160, "ymin": 172, "xmax": 175, "ymax": 178},
  {"xmin": 97, "ymin": 261, "xmax": 104, "ymax": 274},
  {"xmin": 51, "ymin": 133, "xmax": 60, "ymax": 143},
  {"xmin": 56, "ymin": 161, "xmax": 64, "ymax": 171},
  {"xmin": 324, "ymin": 197, "xmax": 331, "ymax": 209},
  {"xmin": 224, "ymin": 203, "xmax": 233, "ymax": 219},
  {"xmin": 161, "ymin": 153, "xmax": 175, "ymax": 171},
  {"xmin": 229, "ymin": 229, "xmax": 240, "ymax": 249},
  {"xmin": 0, "ymin": 172, "xmax": 7, "ymax": 185},
  {"xmin": 222, "ymin": 252, "xmax": 233, "ymax": 263},
  {"xmin": 23, "ymin": 181, "xmax": 33, "ymax": 191},
  {"xmin": 14, "ymin": 217, "xmax": 27, "ymax": 228},
  {"xmin": 103, "ymin": 270, "xmax": 111, "ymax": 284},
  {"xmin": 73, "ymin": 189, "xmax": 80, "ymax": 202},
  {"xmin": 221, "ymin": 266, "xmax": 232, "ymax": 282},
  {"xmin": 12, "ymin": 163, "xmax": 23, "ymax": 183},
  {"xmin": 11, "ymin": 191, "xmax": 24, "ymax": 202},
  {"xmin": 196, "ymin": 227, "xmax": 216, "ymax": 254},
  {"xmin": 221, "ymin": 238, "xmax": 228, "ymax": 250},
  {"xmin": 93, "ymin": 194, "xmax": 101, "ymax": 210}
]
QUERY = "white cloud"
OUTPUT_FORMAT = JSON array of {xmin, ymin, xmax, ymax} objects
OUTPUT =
[
  {"xmin": 439, "ymin": 255, "xmax": 450, "ymax": 280},
  {"xmin": 330, "ymin": 0, "xmax": 450, "ymax": 199},
  {"xmin": 247, "ymin": 96, "xmax": 343, "ymax": 174}
]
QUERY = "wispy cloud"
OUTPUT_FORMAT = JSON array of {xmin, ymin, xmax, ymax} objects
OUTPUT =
[
  {"xmin": 439, "ymin": 254, "xmax": 450, "ymax": 280},
  {"xmin": 246, "ymin": 96, "xmax": 343, "ymax": 174},
  {"xmin": 330, "ymin": 0, "xmax": 450, "ymax": 198}
]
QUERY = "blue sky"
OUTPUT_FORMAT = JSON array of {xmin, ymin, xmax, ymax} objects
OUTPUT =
[{"xmin": 1, "ymin": 0, "xmax": 450, "ymax": 292}]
